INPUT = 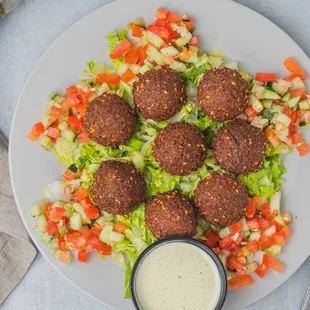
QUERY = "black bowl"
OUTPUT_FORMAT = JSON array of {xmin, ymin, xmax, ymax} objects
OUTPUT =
[{"xmin": 130, "ymin": 236, "xmax": 227, "ymax": 310}]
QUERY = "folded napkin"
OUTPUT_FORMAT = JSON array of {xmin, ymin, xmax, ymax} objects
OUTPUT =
[
  {"xmin": 0, "ymin": 0, "xmax": 19, "ymax": 17},
  {"xmin": 0, "ymin": 132, "xmax": 36, "ymax": 305}
]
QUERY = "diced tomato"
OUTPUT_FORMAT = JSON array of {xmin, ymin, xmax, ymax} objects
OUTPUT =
[
  {"xmin": 280, "ymin": 225, "xmax": 292, "ymax": 239},
  {"xmin": 297, "ymin": 140, "xmax": 310, "ymax": 156},
  {"xmin": 164, "ymin": 55, "xmax": 175, "ymax": 65},
  {"xmin": 271, "ymin": 232, "xmax": 286, "ymax": 245},
  {"xmin": 58, "ymin": 236, "xmax": 67, "ymax": 251},
  {"xmin": 84, "ymin": 207, "xmax": 100, "ymax": 219},
  {"xmin": 227, "ymin": 255, "xmax": 247, "ymax": 270},
  {"xmin": 211, "ymin": 247, "xmax": 220, "ymax": 255},
  {"xmin": 166, "ymin": 11, "xmax": 181, "ymax": 23},
  {"xmin": 88, "ymin": 235, "xmax": 102, "ymax": 250},
  {"xmin": 137, "ymin": 46, "xmax": 148, "ymax": 64},
  {"xmin": 291, "ymin": 132, "xmax": 302, "ymax": 144},
  {"xmin": 271, "ymin": 220, "xmax": 284, "ymax": 232},
  {"xmin": 45, "ymin": 202, "xmax": 53, "ymax": 220},
  {"xmin": 109, "ymin": 39, "xmax": 132, "ymax": 59},
  {"xmin": 246, "ymin": 197, "xmax": 261, "ymax": 219},
  {"xmin": 230, "ymin": 221, "xmax": 242, "ymax": 234},
  {"xmin": 245, "ymin": 240, "xmax": 260, "ymax": 253},
  {"xmin": 65, "ymin": 85, "xmax": 79, "ymax": 98},
  {"xmin": 283, "ymin": 57, "xmax": 306, "ymax": 80},
  {"xmin": 189, "ymin": 35, "xmax": 200, "ymax": 46},
  {"xmin": 50, "ymin": 106, "xmax": 62, "ymax": 121},
  {"xmin": 255, "ymin": 72, "xmax": 277, "ymax": 82},
  {"xmin": 114, "ymin": 221, "xmax": 127, "ymax": 233},
  {"xmin": 75, "ymin": 103, "xmax": 88, "ymax": 117},
  {"xmin": 182, "ymin": 16, "xmax": 193, "ymax": 30},
  {"xmin": 28, "ymin": 122, "xmax": 45, "ymax": 141},
  {"xmin": 228, "ymin": 275, "xmax": 254, "ymax": 290},
  {"xmin": 66, "ymin": 231, "xmax": 87, "ymax": 249},
  {"xmin": 45, "ymin": 221, "xmax": 58, "ymax": 235},
  {"xmin": 71, "ymin": 187, "xmax": 89, "ymax": 202},
  {"xmin": 97, "ymin": 243, "xmax": 112, "ymax": 256},
  {"xmin": 124, "ymin": 49, "xmax": 139, "ymax": 64},
  {"xmin": 147, "ymin": 25, "xmax": 171, "ymax": 41},
  {"xmin": 49, "ymin": 207, "xmax": 65, "ymax": 223},
  {"xmin": 255, "ymin": 263, "xmax": 268, "ymax": 278},
  {"xmin": 131, "ymin": 25, "xmax": 144, "ymax": 38},
  {"xmin": 205, "ymin": 230, "xmax": 220, "ymax": 248},
  {"xmin": 77, "ymin": 131, "xmax": 90, "ymax": 143},
  {"xmin": 58, "ymin": 250, "xmax": 72, "ymax": 263},
  {"xmin": 79, "ymin": 196, "xmax": 94, "ymax": 209},
  {"xmin": 47, "ymin": 127, "xmax": 59, "ymax": 139},
  {"xmin": 68, "ymin": 116, "xmax": 82, "ymax": 132},
  {"xmin": 78, "ymin": 249, "xmax": 88, "ymax": 263},
  {"xmin": 247, "ymin": 218, "xmax": 260, "ymax": 231},
  {"xmin": 121, "ymin": 70, "xmax": 136, "ymax": 82},
  {"xmin": 257, "ymin": 217, "xmax": 271, "ymax": 230},
  {"xmin": 155, "ymin": 7, "xmax": 169, "ymax": 19},
  {"xmin": 260, "ymin": 202, "xmax": 271, "ymax": 217},
  {"xmin": 62, "ymin": 93, "xmax": 80, "ymax": 110},
  {"xmin": 263, "ymin": 254, "xmax": 284, "ymax": 272},
  {"xmin": 259, "ymin": 235, "xmax": 274, "ymax": 249},
  {"xmin": 95, "ymin": 74, "xmax": 120, "ymax": 85},
  {"xmin": 245, "ymin": 106, "xmax": 259, "ymax": 118},
  {"xmin": 282, "ymin": 106, "xmax": 294, "ymax": 118},
  {"xmin": 266, "ymin": 128, "xmax": 281, "ymax": 147},
  {"xmin": 283, "ymin": 74, "xmax": 298, "ymax": 81},
  {"xmin": 291, "ymin": 89, "xmax": 307, "ymax": 99},
  {"xmin": 220, "ymin": 234, "xmax": 242, "ymax": 252}
]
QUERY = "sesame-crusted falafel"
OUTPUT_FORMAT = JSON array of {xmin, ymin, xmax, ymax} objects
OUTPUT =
[
  {"xmin": 84, "ymin": 93, "xmax": 136, "ymax": 146},
  {"xmin": 92, "ymin": 160, "xmax": 146, "ymax": 214},
  {"xmin": 152, "ymin": 122, "xmax": 207, "ymax": 176},
  {"xmin": 196, "ymin": 67, "xmax": 250, "ymax": 121},
  {"xmin": 213, "ymin": 119, "xmax": 266, "ymax": 175},
  {"xmin": 145, "ymin": 191, "xmax": 197, "ymax": 239},
  {"xmin": 133, "ymin": 68, "xmax": 186, "ymax": 121},
  {"xmin": 193, "ymin": 172, "xmax": 248, "ymax": 227}
]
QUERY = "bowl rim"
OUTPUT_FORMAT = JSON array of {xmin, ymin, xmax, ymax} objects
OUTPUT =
[{"xmin": 130, "ymin": 236, "xmax": 228, "ymax": 310}]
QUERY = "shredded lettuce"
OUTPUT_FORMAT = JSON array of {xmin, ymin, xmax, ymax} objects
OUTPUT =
[{"xmin": 239, "ymin": 153, "xmax": 286, "ymax": 198}]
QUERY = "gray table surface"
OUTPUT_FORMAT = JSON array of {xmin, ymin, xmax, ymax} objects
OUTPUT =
[{"xmin": 1, "ymin": 0, "xmax": 310, "ymax": 309}]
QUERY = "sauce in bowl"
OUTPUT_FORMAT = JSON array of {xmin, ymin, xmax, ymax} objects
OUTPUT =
[{"xmin": 131, "ymin": 238, "xmax": 227, "ymax": 310}]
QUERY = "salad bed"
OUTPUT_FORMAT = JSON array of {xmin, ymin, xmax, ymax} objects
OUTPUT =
[{"xmin": 28, "ymin": 8, "xmax": 309, "ymax": 296}]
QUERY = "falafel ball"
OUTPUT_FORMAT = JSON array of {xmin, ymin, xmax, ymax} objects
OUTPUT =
[
  {"xmin": 133, "ymin": 68, "xmax": 186, "ymax": 121},
  {"xmin": 196, "ymin": 67, "xmax": 250, "ymax": 121},
  {"xmin": 145, "ymin": 191, "xmax": 197, "ymax": 239},
  {"xmin": 84, "ymin": 93, "xmax": 136, "ymax": 146},
  {"xmin": 92, "ymin": 160, "xmax": 146, "ymax": 214},
  {"xmin": 153, "ymin": 122, "xmax": 207, "ymax": 176},
  {"xmin": 193, "ymin": 172, "xmax": 248, "ymax": 227},
  {"xmin": 213, "ymin": 119, "xmax": 266, "ymax": 175}
]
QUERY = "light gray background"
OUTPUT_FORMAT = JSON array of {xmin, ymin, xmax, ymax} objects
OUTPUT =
[{"xmin": 0, "ymin": 0, "xmax": 310, "ymax": 309}]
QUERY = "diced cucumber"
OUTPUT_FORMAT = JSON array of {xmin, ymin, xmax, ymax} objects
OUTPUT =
[
  {"xmin": 169, "ymin": 61, "xmax": 187, "ymax": 73},
  {"xmin": 50, "ymin": 237, "xmax": 59, "ymax": 249},
  {"xmin": 219, "ymin": 227, "xmax": 231, "ymax": 239},
  {"xmin": 299, "ymin": 99, "xmax": 310, "ymax": 110},
  {"xmin": 246, "ymin": 261, "xmax": 258, "ymax": 274},
  {"xmin": 246, "ymin": 252, "xmax": 255, "ymax": 263},
  {"xmin": 276, "ymin": 113, "xmax": 291, "ymax": 126},
  {"xmin": 57, "ymin": 224, "xmax": 68, "ymax": 236},
  {"xmin": 34, "ymin": 214, "xmax": 48, "ymax": 233},
  {"xmin": 292, "ymin": 76, "xmax": 306, "ymax": 90},
  {"xmin": 281, "ymin": 92, "xmax": 291, "ymax": 102},
  {"xmin": 288, "ymin": 96, "xmax": 300, "ymax": 109},
  {"xmin": 219, "ymin": 254, "xmax": 227, "ymax": 268},
  {"xmin": 53, "ymin": 249, "xmax": 72, "ymax": 263},
  {"xmin": 99, "ymin": 224, "xmax": 114, "ymax": 244},
  {"xmin": 55, "ymin": 137, "xmax": 76, "ymax": 159},
  {"xmin": 62, "ymin": 129, "xmax": 76, "ymax": 142},
  {"xmin": 274, "ymin": 214, "xmax": 285, "ymax": 226},
  {"xmin": 73, "ymin": 203, "xmax": 87, "ymax": 220},
  {"xmin": 130, "ymin": 64, "xmax": 142, "ymax": 75},
  {"xmin": 64, "ymin": 203, "xmax": 73, "ymax": 218},
  {"xmin": 69, "ymin": 213, "xmax": 82, "ymax": 231},
  {"xmin": 270, "ymin": 82, "xmax": 289, "ymax": 96},
  {"xmin": 208, "ymin": 56, "xmax": 223, "ymax": 68},
  {"xmin": 251, "ymin": 116, "xmax": 269, "ymax": 129},
  {"xmin": 139, "ymin": 62, "xmax": 154, "ymax": 75},
  {"xmin": 146, "ymin": 31, "xmax": 164, "ymax": 48},
  {"xmin": 40, "ymin": 233, "xmax": 52, "ymax": 244},
  {"xmin": 41, "ymin": 109, "xmax": 52, "ymax": 128},
  {"xmin": 160, "ymin": 46, "xmax": 179, "ymax": 57},
  {"xmin": 265, "ymin": 245, "xmax": 282, "ymax": 256},
  {"xmin": 116, "ymin": 63, "xmax": 130, "ymax": 77},
  {"xmin": 146, "ymin": 45, "xmax": 165, "ymax": 65},
  {"xmin": 243, "ymin": 231, "xmax": 251, "ymax": 238},
  {"xmin": 252, "ymin": 84, "xmax": 265, "ymax": 99},
  {"xmin": 96, "ymin": 83, "xmax": 110, "ymax": 95},
  {"xmin": 30, "ymin": 200, "xmax": 48, "ymax": 217},
  {"xmin": 250, "ymin": 94, "xmax": 264, "ymax": 112},
  {"xmin": 263, "ymin": 225, "xmax": 276, "ymax": 237},
  {"xmin": 109, "ymin": 231, "xmax": 125, "ymax": 243},
  {"xmin": 270, "ymin": 191, "xmax": 281, "ymax": 212},
  {"xmin": 224, "ymin": 62, "xmax": 238, "ymax": 70},
  {"xmin": 175, "ymin": 37, "xmax": 190, "ymax": 48},
  {"xmin": 248, "ymin": 231, "xmax": 261, "ymax": 241},
  {"xmin": 40, "ymin": 135, "xmax": 53, "ymax": 150},
  {"xmin": 226, "ymin": 270, "xmax": 236, "ymax": 279},
  {"xmin": 264, "ymin": 89, "xmax": 281, "ymax": 100},
  {"xmin": 241, "ymin": 218, "xmax": 249, "ymax": 232},
  {"xmin": 53, "ymin": 95, "xmax": 65, "ymax": 105},
  {"xmin": 210, "ymin": 48, "xmax": 225, "ymax": 58},
  {"xmin": 262, "ymin": 99, "xmax": 273, "ymax": 109}
]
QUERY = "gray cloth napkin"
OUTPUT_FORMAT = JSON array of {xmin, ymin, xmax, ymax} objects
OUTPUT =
[
  {"xmin": 0, "ymin": 132, "xmax": 37, "ymax": 305},
  {"xmin": 0, "ymin": 0, "xmax": 19, "ymax": 17}
]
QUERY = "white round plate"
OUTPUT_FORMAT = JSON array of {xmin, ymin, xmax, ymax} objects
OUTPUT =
[{"xmin": 9, "ymin": 0, "xmax": 310, "ymax": 309}]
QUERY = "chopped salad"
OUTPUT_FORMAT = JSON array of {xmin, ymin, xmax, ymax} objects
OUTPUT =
[{"xmin": 28, "ymin": 7, "xmax": 309, "ymax": 296}]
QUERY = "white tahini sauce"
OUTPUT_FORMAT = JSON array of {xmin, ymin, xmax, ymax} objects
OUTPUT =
[{"xmin": 135, "ymin": 242, "xmax": 221, "ymax": 310}]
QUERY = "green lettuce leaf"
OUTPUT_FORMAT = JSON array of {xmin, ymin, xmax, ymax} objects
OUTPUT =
[
  {"xmin": 124, "ymin": 262, "xmax": 132, "ymax": 299},
  {"xmin": 239, "ymin": 153, "xmax": 286, "ymax": 198}
]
